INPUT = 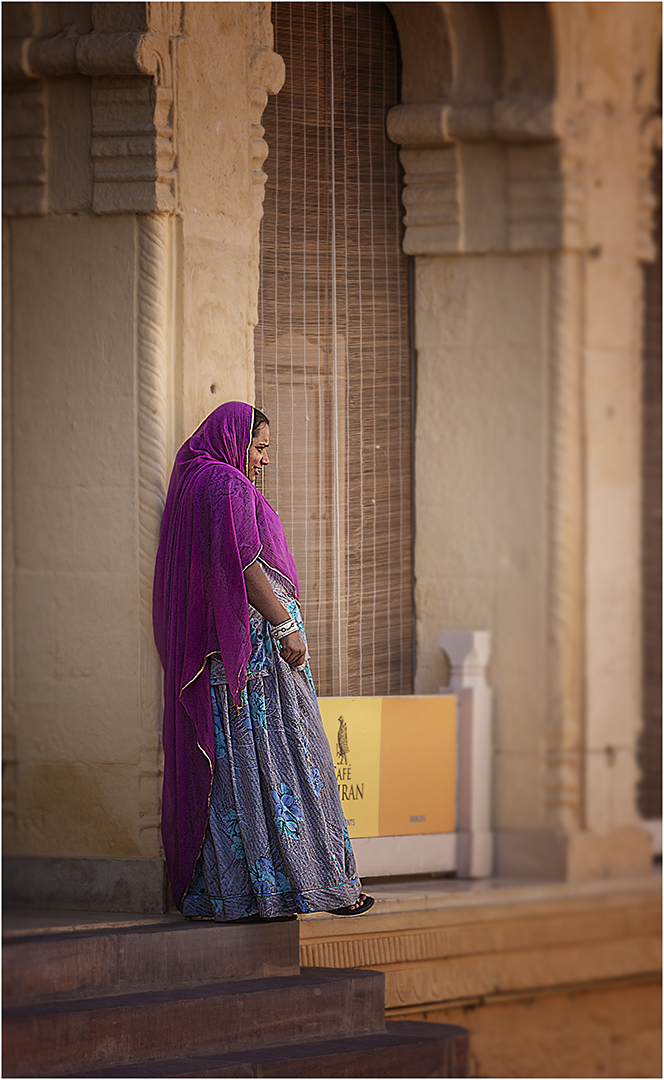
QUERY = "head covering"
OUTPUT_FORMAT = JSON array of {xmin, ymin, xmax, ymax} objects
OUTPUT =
[{"xmin": 153, "ymin": 401, "xmax": 299, "ymax": 908}]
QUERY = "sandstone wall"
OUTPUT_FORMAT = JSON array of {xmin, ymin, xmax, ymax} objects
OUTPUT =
[{"xmin": 2, "ymin": 1, "xmax": 280, "ymax": 868}]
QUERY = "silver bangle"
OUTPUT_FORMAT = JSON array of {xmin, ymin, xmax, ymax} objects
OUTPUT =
[{"xmin": 273, "ymin": 617, "xmax": 298, "ymax": 641}]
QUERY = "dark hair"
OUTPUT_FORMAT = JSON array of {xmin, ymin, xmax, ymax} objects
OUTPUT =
[{"xmin": 252, "ymin": 408, "xmax": 270, "ymax": 435}]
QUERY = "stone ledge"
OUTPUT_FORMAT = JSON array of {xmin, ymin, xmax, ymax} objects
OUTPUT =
[
  {"xmin": 386, "ymin": 969, "xmax": 660, "ymax": 1017},
  {"xmin": 299, "ymin": 875, "xmax": 661, "ymax": 1011}
]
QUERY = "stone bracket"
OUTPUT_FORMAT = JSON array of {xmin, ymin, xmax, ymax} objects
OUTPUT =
[
  {"xmin": 3, "ymin": 31, "xmax": 177, "ymax": 216},
  {"xmin": 387, "ymin": 99, "xmax": 584, "ymax": 255}
]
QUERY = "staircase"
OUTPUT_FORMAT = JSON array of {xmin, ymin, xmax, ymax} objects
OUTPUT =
[{"xmin": 3, "ymin": 911, "xmax": 468, "ymax": 1078}]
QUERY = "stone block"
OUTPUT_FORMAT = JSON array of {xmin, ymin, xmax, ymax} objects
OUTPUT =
[
  {"xmin": 566, "ymin": 827, "xmax": 653, "ymax": 881},
  {"xmin": 3, "ymin": 856, "xmax": 166, "ymax": 912}
]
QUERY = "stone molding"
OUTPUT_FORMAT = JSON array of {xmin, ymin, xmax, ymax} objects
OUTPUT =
[
  {"xmin": 3, "ymin": 31, "xmax": 172, "ymax": 84},
  {"xmin": 91, "ymin": 79, "xmax": 176, "ymax": 215},
  {"xmin": 439, "ymin": 631, "xmax": 491, "ymax": 693},
  {"xmin": 387, "ymin": 99, "xmax": 584, "ymax": 256},
  {"xmin": 245, "ymin": 47, "xmax": 286, "ymax": 341},
  {"xmin": 2, "ymin": 31, "xmax": 287, "ymax": 220},
  {"xmin": 386, "ymin": 99, "xmax": 558, "ymax": 147},
  {"xmin": 136, "ymin": 215, "xmax": 172, "ymax": 856},
  {"xmin": 3, "ymin": 30, "xmax": 177, "ymax": 216},
  {"xmin": 2, "ymin": 82, "xmax": 48, "ymax": 217},
  {"xmin": 301, "ymin": 894, "xmax": 659, "ymax": 980},
  {"xmin": 299, "ymin": 878, "xmax": 661, "ymax": 1011},
  {"xmin": 248, "ymin": 46, "xmax": 286, "ymax": 188}
]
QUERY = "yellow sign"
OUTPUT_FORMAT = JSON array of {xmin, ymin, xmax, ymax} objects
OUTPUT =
[
  {"xmin": 318, "ymin": 695, "xmax": 457, "ymax": 839},
  {"xmin": 318, "ymin": 697, "xmax": 382, "ymax": 839}
]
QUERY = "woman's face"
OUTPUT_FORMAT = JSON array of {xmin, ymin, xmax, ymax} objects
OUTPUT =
[{"xmin": 247, "ymin": 423, "xmax": 270, "ymax": 484}]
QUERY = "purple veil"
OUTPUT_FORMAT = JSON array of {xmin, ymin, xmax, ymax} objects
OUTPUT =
[{"xmin": 153, "ymin": 401, "xmax": 299, "ymax": 908}]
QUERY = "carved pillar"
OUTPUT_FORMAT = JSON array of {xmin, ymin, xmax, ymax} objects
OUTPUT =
[
  {"xmin": 136, "ymin": 214, "xmax": 173, "ymax": 858},
  {"xmin": 544, "ymin": 252, "xmax": 584, "ymax": 836}
]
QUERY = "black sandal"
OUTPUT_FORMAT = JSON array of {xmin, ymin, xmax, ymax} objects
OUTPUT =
[{"xmin": 328, "ymin": 894, "xmax": 375, "ymax": 917}]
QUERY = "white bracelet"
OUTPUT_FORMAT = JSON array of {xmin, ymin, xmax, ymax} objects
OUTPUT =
[{"xmin": 273, "ymin": 617, "xmax": 299, "ymax": 641}]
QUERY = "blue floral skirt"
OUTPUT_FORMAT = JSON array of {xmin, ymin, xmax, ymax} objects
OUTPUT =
[{"xmin": 181, "ymin": 564, "xmax": 361, "ymax": 920}]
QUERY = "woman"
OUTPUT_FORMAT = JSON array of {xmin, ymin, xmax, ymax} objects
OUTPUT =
[{"xmin": 153, "ymin": 401, "xmax": 373, "ymax": 920}]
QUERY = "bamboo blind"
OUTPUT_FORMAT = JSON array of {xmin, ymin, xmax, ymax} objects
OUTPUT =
[
  {"xmin": 256, "ymin": 1, "xmax": 412, "ymax": 697},
  {"xmin": 638, "ymin": 147, "xmax": 662, "ymax": 819}
]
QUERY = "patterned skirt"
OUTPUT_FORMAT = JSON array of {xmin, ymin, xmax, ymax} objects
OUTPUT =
[{"xmin": 181, "ymin": 563, "xmax": 361, "ymax": 920}]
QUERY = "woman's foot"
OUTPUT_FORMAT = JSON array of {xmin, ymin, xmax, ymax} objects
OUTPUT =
[{"xmin": 327, "ymin": 893, "xmax": 375, "ymax": 917}]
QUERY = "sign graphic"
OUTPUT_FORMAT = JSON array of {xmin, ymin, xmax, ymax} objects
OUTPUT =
[
  {"xmin": 319, "ymin": 697, "xmax": 381, "ymax": 839},
  {"xmin": 318, "ymin": 696, "xmax": 456, "ymax": 839}
]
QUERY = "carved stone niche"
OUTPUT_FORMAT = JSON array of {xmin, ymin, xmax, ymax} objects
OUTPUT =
[{"xmin": 3, "ymin": 21, "xmax": 178, "ymax": 215}]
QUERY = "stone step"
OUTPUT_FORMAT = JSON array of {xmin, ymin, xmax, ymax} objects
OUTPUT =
[
  {"xmin": 3, "ymin": 968, "xmax": 385, "ymax": 1078},
  {"xmin": 3, "ymin": 916, "xmax": 299, "ymax": 1004},
  {"xmin": 60, "ymin": 1021, "xmax": 470, "ymax": 1078}
]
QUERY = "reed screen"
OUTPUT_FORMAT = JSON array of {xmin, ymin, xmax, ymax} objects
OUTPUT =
[{"xmin": 256, "ymin": 1, "xmax": 412, "ymax": 696}]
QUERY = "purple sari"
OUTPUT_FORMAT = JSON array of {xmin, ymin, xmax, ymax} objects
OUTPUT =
[{"xmin": 153, "ymin": 402, "xmax": 299, "ymax": 908}]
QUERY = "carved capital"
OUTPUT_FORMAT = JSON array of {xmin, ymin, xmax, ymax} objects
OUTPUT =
[
  {"xmin": 387, "ymin": 98, "xmax": 583, "ymax": 255},
  {"xmin": 399, "ymin": 146, "xmax": 460, "ymax": 255},
  {"xmin": 91, "ymin": 81, "xmax": 176, "ymax": 214},
  {"xmin": 3, "ymin": 29, "xmax": 177, "ymax": 216},
  {"xmin": 3, "ymin": 31, "xmax": 172, "ymax": 86}
]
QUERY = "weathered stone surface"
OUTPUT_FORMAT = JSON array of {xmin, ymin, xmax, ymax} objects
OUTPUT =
[
  {"xmin": 3, "ymin": 857, "xmax": 168, "ymax": 914},
  {"xmin": 61, "ymin": 1022, "xmax": 470, "ymax": 1078},
  {"xmin": 2, "ymin": 968, "xmax": 385, "ymax": 1077},
  {"xmin": 3, "ymin": 915, "xmax": 300, "ymax": 1004},
  {"xmin": 408, "ymin": 979, "xmax": 660, "ymax": 1080}
]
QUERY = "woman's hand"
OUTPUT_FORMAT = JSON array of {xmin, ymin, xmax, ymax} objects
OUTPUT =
[{"xmin": 279, "ymin": 631, "xmax": 306, "ymax": 668}]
